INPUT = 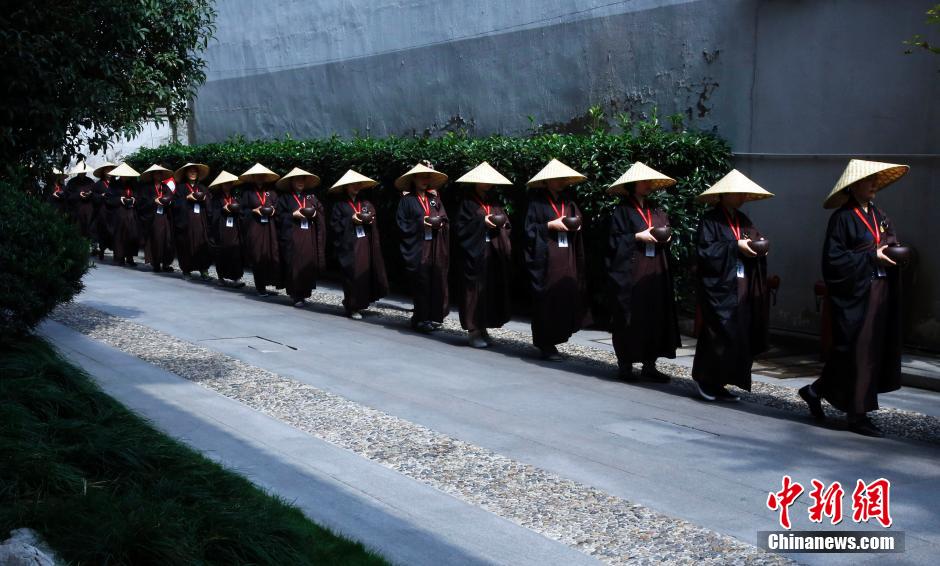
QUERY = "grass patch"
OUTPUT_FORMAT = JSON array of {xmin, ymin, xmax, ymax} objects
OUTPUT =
[{"xmin": 0, "ymin": 336, "xmax": 388, "ymax": 565}]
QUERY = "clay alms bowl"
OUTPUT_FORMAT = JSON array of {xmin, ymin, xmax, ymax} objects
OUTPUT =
[
  {"xmin": 748, "ymin": 237, "xmax": 770, "ymax": 257},
  {"xmin": 260, "ymin": 205, "xmax": 274, "ymax": 216},
  {"xmin": 427, "ymin": 215, "xmax": 443, "ymax": 228},
  {"xmin": 123, "ymin": 198, "xmax": 135, "ymax": 209},
  {"xmin": 489, "ymin": 212, "xmax": 508, "ymax": 227},
  {"xmin": 883, "ymin": 243, "xmax": 912, "ymax": 266},
  {"xmin": 226, "ymin": 202, "xmax": 241, "ymax": 214},
  {"xmin": 357, "ymin": 211, "xmax": 374, "ymax": 224},
  {"xmin": 158, "ymin": 196, "xmax": 171, "ymax": 206},
  {"xmin": 301, "ymin": 206, "xmax": 316, "ymax": 218},
  {"xmin": 650, "ymin": 226, "xmax": 672, "ymax": 243},
  {"xmin": 562, "ymin": 215, "xmax": 581, "ymax": 230},
  {"xmin": 193, "ymin": 191, "xmax": 206, "ymax": 201}
]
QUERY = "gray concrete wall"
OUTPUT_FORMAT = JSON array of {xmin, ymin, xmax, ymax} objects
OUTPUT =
[{"xmin": 193, "ymin": 0, "xmax": 940, "ymax": 349}]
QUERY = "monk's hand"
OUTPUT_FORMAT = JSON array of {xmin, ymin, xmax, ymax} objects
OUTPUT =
[
  {"xmin": 484, "ymin": 215, "xmax": 497, "ymax": 229},
  {"xmin": 293, "ymin": 210, "xmax": 305, "ymax": 219},
  {"xmin": 352, "ymin": 213, "xmax": 364, "ymax": 225},
  {"xmin": 876, "ymin": 244, "xmax": 896, "ymax": 266},
  {"xmin": 547, "ymin": 217, "xmax": 568, "ymax": 232},
  {"xmin": 423, "ymin": 216, "xmax": 433, "ymax": 228},
  {"xmin": 738, "ymin": 239, "xmax": 758, "ymax": 257},
  {"xmin": 252, "ymin": 206, "xmax": 262, "ymax": 217},
  {"xmin": 187, "ymin": 193, "xmax": 196, "ymax": 202},
  {"xmin": 635, "ymin": 228, "xmax": 657, "ymax": 243}
]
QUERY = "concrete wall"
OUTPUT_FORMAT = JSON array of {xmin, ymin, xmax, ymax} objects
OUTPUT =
[{"xmin": 192, "ymin": 0, "xmax": 940, "ymax": 349}]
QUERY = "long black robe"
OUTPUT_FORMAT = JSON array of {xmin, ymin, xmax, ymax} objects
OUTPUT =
[
  {"xmin": 66, "ymin": 176, "xmax": 96, "ymax": 240},
  {"xmin": 208, "ymin": 189, "xmax": 245, "ymax": 282},
  {"xmin": 605, "ymin": 200, "xmax": 681, "ymax": 365},
  {"xmin": 137, "ymin": 180, "xmax": 176, "ymax": 269},
  {"xmin": 812, "ymin": 202, "xmax": 902, "ymax": 414},
  {"xmin": 396, "ymin": 191, "xmax": 450, "ymax": 324},
  {"xmin": 47, "ymin": 183, "xmax": 69, "ymax": 217},
  {"xmin": 92, "ymin": 179, "xmax": 113, "ymax": 252},
  {"xmin": 105, "ymin": 182, "xmax": 141, "ymax": 264},
  {"xmin": 241, "ymin": 185, "xmax": 281, "ymax": 289},
  {"xmin": 455, "ymin": 193, "xmax": 512, "ymax": 332},
  {"xmin": 692, "ymin": 206, "xmax": 770, "ymax": 390},
  {"xmin": 329, "ymin": 196, "xmax": 388, "ymax": 313},
  {"xmin": 524, "ymin": 191, "xmax": 592, "ymax": 348},
  {"xmin": 173, "ymin": 182, "xmax": 213, "ymax": 274},
  {"xmin": 276, "ymin": 191, "xmax": 327, "ymax": 301}
]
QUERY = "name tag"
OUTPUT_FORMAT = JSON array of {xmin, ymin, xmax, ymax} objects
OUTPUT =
[
  {"xmin": 645, "ymin": 243, "xmax": 656, "ymax": 257},
  {"xmin": 356, "ymin": 226, "xmax": 366, "ymax": 238},
  {"xmin": 736, "ymin": 260, "xmax": 745, "ymax": 279},
  {"xmin": 558, "ymin": 233, "xmax": 569, "ymax": 248},
  {"xmin": 485, "ymin": 232, "xmax": 491, "ymax": 243},
  {"xmin": 260, "ymin": 216, "xmax": 269, "ymax": 224},
  {"xmin": 424, "ymin": 228, "xmax": 433, "ymax": 241},
  {"xmin": 300, "ymin": 219, "xmax": 309, "ymax": 230},
  {"xmin": 876, "ymin": 266, "xmax": 887, "ymax": 278},
  {"xmin": 156, "ymin": 206, "xmax": 164, "ymax": 215},
  {"xmin": 193, "ymin": 203, "xmax": 200, "ymax": 214},
  {"xmin": 226, "ymin": 217, "xmax": 234, "ymax": 228}
]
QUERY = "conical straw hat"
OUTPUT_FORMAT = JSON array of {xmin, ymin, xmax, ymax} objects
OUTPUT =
[
  {"xmin": 140, "ymin": 163, "xmax": 173, "ymax": 182},
  {"xmin": 173, "ymin": 162, "xmax": 211, "ymax": 183},
  {"xmin": 696, "ymin": 169, "xmax": 774, "ymax": 204},
  {"xmin": 455, "ymin": 161, "xmax": 513, "ymax": 186},
  {"xmin": 394, "ymin": 163, "xmax": 448, "ymax": 191},
  {"xmin": 68, "ymin": 161, "xmax": 93, "ymax": 176},
  {"xmin": 52, "ymin": 167, "xmax": 67, "ymax": 179},
  {"xmin": 208, "ymin": 170, "xmax": 239, "ymax": 189},
  {"xmin": 92, "ymin": 162, "xmax": 117, "ymax": 178},
  {"xmin": 607, "ymin": 162, "xmax": 676, "ymax": 195},
  {"xmin": 329, "ymin": 169, "xmax": 378, "ymax": 193},
  {"xmin": 823, "ymin": 159, "xmax": 909, "ymax": 209},
  {"xmin": 276, "ymin": 167, "xmax": 321, "ymax": 191},
  {"xmin": 526, "ymin": 159, "xmax": 587, "ymax": 188},
  {"xmin": 238, "ymin": 163, "xmax": 280, "ymax": 184},
  {"xmin": 108, "ymin": 163, "xmax": 140, "ymax": 179}
]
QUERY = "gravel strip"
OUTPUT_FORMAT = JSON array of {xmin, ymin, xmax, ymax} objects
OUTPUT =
[{"xmin": 52, "ymin": 299, "xmax": 789, "ymax": 565}]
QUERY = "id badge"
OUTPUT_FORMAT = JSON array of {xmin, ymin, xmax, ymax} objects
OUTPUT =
[
  {"xmin": 485, "ymin": 233, "xmax": 491, "ymax": 243},
  {"xmin": 558, "ymin": 233, "xmax": 569, "ymax": 248},
  {"xmin": 876, "ymin": 266, "xmax": 887, "ymax": 278},
  {"xmin": 645, "ymin": 243, "xmax": 656, "ymax": 257},
  {"xmin": 424, "ymin": 228, "xmax": 433, "ymax": 241},
  {"xmin": 300, "ymin": 219, "xmax": 309, "ymax": 230},
  {"xmin": 225, "ymin": 217, "xmax": 234, "ymax": 228},
  {"xmin": 156, "ymin": 205, "xmax": 164, "ymax": 215},
  {"xmin": 193, "ymin": 203, "xmax": 200, "ymax": 214},
  {"xmin": 356, "ymin": 226, "xmax": 366, "ymax": 238},
  {"xmin": 260, "ymin": 216, "xmax": 269, "ymax": 224},
  {"xmin": 736, "ymin": 260, "xmax": 745, "ymax": 279}
]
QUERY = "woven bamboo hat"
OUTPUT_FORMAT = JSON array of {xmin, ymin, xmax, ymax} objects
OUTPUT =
[
  {"xmin": 696, "ymin": 169, "xmax": 774, "ymax": 204},
  {"xmin": 140, "ymin": 164, "xmax": 173, "ymax": 182},
  {"xmin": 92, "ymin": 162, "xmax": 117, "ymax": 178},
  {"xmin": 823, "ymin": 159, "xmax": 909, "ymax": 209},
  {"xmin": 394, "ymin": 162, "xmax": 448, "ymax": 191},
  {"xmin": 276, "ymin": 167, "xmax": 320, "ymax": 191},
  {"xmin": 173, "ymin": 162, "xmax": 210, "ymax": 183},
  {"xmin": 68, "ymin": 161, "xmax": 93, "ymax": 176},
  {"xmin": 208, "ymin": 170, "xmax": 239, "ymax": 189},
  {"xmin": 607, "ymin": 162, "xmax": 676, "ymax": 195},
  {"xmin": 238, "ymin": 163, "xmax": 280, "ymax": 185},
  {"xmin": 455, "ymin": 161, "xmax": 513, "ymax": 186},
  {"xmin": 526, "ymin": 159, "xmax": 587, "ymax": 188},
  {"xmin": 329, "ymin": 169, "xmax": 378, "ymax": 194},
  {"xmin": 108, "ymin": 163, "xmax": 140, "ymax": 179}
]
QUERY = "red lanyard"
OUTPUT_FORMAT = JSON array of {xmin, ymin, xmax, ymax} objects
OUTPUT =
[
  {"xmin": 853, "ymin": 206, "xmax": 880, "ymax": 246},
  {"xmin": 223, "ymin": 194, "xmax": 234, "ymax": 206},
  {"xmin": 474, "ymin": 196, "xmax": 491, "ymax": 216},
  {"xmin": 721, "ymin": 207, "xmax": 741, "ymax": 240},
  {"xmin": 102, "ymin": 180, "xmax": 109, "ymax": 189},
  {"xmin": 547, "ymin": 194, "xmax": 565, "ymax": 218},
  {"xmin": 154, "ymin": 182, "xmax": 164, "ymax": 199},
  {"xmin": 292, "ymin": 192, "xmax": 304, "ymax": 209},
  {"xmin": 186, "ymin": 183, "xmax": 196, "ymax": 195},
  {"xmin": 631, "ymin": 197, "xmax": 652, "ymax": 229},
  {"xmin": 416, "ymin": 193, "xmax": 431, "ymax": 216},
  {"xmin": 256, "ymin": 190, "xmax": 266, "ymax": 206},
  {"xmin": 348, "ymin": 198, "xmax": 362, "ymax": 214},
  {"xmin": 54, "ymin": 184, "xmax": 62, "ymax": 194},
  {"xmin": 124, "ymin": 186, "xmax": 133, "ymax": 198}
]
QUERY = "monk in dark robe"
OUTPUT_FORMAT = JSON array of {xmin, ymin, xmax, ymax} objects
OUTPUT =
[
  {"xmin": 395, "ymin": 163, "xmax": 450, "ymax": 333},
  {"xmin": 799, "ymin": 160, "xmax": 907, "ymax": 438},
  {"xmin": 91, "ymin": 163, "xmax": 117, "ymax": 260},
  {"xmin": 524, "ymin": 159, "xmax": 592, "ymax": 361},
  {"xmin": 137, "ymin": 164, "xmax": 177, "ymax": 273},
  {"xmin": 66, "ymin": 170, "xmax": 96, "ymax": 246},
  {"xmin": 207, "ymin": 171, "xmax": 245, "ymax": 287},
  {"xmin": 103, "ymin": 163, "xmax": 142, "ymax": 266},
  {"xmin": 47, "ymin": 171, "xmax": 69, "ymax": 217},
  {"xmin": 453, "ymin": 162, "xmax": 514, "ymax": 348},
  {"xmin": 328, "ymin": 170, "xmax": 388, "ymax": 319},
  {"xmin": 605, "ymin": 163, "xmax": 681, "ymax": 381},
  {"xmin": 238, "ymin": 164, "xmax": 281, "ymax": 296},
  {"xmin": 173, "ymin": 163, "xmax": 213, "ymax": 280},
  {"xmin": 691, "ymin": 170, "xmax": 773, "ymax": 401},
  {"xmin": 274, "ymin": 168, "xmax": 327, "ymax": 307}
]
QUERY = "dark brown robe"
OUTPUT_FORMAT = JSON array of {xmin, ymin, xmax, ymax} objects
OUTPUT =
[
  {"xmin": 47, "ymin": 183, "xmax": 70, "ymax": 217},
  {"xmin": 396, "ymin": 191, "xmax": 450, "ymax": 324},
  {"xmin": 329, "ymin": 196, "xmax": 388, "ymax": 313},
  {"xmin": 137, "ymin": 180, "xmax": 176, "ymax": 269},
  {"xmin": 173, "ymin": 182, "xmax": 213, "ymax": 274},
  {"xmin": 106, "ymin": 183, "xmax": 140, "ymax": 264},
  {"xmin": 692, "ymin": 206, "xmax": 770, "ymax": 390},
  {"xmin": 241, "ymin": 185, "xmax": 281, "ymax": 289},
  {"xmin": 455, "ymin": 193, "xmax": 512, "ymax": 332},
  {"xmin": 524, "ymin": 191, "xmax": 592, "ymax": 348},
  {"xmin": 812, "ymin": 202, "xmax": 902, "ymax": 414},
  {"xmin": 92, "ymin": 179, "xmax": 113, "ymax": 252},
  {"xmin": 66, "ymin": 176, "xmax": 96, "ymax": 239},
  {"xmin": 276, "ymin": 191, "xmax": 327, "ymax": 301},
  {"xmin": 208, "ymin": 189, "xmax": 245, "ymax": 282},
  {"xmin": 605, "ymin": 200, "xmax": 681, "ymax": 366}
]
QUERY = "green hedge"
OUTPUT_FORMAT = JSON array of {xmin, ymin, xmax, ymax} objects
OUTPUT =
[{"xmin": 128, "ymin": 120, "xmax": 731, "ymax": 319}]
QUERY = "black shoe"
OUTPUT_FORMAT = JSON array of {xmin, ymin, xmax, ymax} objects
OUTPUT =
[
  {"xmin": 693, "ymin": 381, "xmax": 716, "ymax": 401},
  {"xmin": 641, "ymin": 364, "xmax": 671, "ymax": 383},
  {"xmin": 540, "ymin": 346, "xmax": 563, "ymax": 362},
  {"xmin": 799, "ymin": 385, "xmax": 826, "ymax": 421},
  {"xmin": 233, "ymin": 281, "xmax": 246, "ymax": 288},
  {"xmin": 416, "ymin": 321, "xmax": 434, "ymax": 334},
  {"xmin": 618, "ymin": 367, "xmax": 639, "ymax": 382},
  {"xmin": 848, "ymin": 417, "xmax": 884, "ymax": 438},
  {"xmin": 162, "ymin": 265, "xmax": 174, "ymax": 272},
  {"xmin": 715, "ymin": 386, "xmax": 740, "ymax": 402}
]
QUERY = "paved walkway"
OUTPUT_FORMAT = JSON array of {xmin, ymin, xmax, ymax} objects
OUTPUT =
[{"xmin": 41, "ymin": 261, "xmax": 940, "ymax": 564}]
